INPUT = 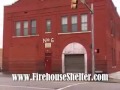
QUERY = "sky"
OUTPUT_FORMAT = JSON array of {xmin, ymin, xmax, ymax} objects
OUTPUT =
[{"xmin": 0, "ymin": 0, "xmax": 120, "ymax": 48}]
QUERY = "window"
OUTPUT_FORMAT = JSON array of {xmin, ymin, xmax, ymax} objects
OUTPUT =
[
  {"xmin": 112, "ymin": 48, "xmax": 116, "ymax": 66},
  {"xmin": 15, "ymin": 22, "xmax": 21, "ymax": 36},
  {"xmin": 46, "ymin": 20, "xmax": 51, "ymax": 32},
  {"xmin": 61, "ymin": 16, "xmax": 68, "ymax": 33},
  {"xmin": 23, "ymin": 21, "xmax": 29, "ymax": 36},
  {"xmin": 81, "ymin": 14, "xmax": 88, "ymax": 31},
  {"xmin": 111, "ymin": 20, "xmax": 115, "ymax": 36},
  {"xmin": 110, "ymin": 20, "xmax": 117, "ymax": 37},
  {"xmin": 31, "ymin": 20, "xmax": 36, "ymax": 35},
  {"xmin": 71, "ymin": 15, "xmax": 77, "ymax": 32},
  {"xmin": 119, "ymin": 52, "xmax": 120, "ymax": 62}
]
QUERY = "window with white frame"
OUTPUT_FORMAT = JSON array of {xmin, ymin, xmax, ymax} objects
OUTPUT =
[
  {"xmin": 15, "ymin": 22, "xmax": 21, "ymax": 36},
  {"xmin": 31, "ymin": 20, "xmax": 36, "ymax": 35},
  {"xmin": 81, "ymin": 14, "xmax": 88, "ymax": 31},
  {"xmin": 71, "ymin": 15, "xmax": 77, "ymax": 32},
  {"xmin": 61, "ymin": 16, "xmax": 68, "ymax": 33},
  {"xmin": 46, "ymin": 19, "xmax": 51, "ymax": 32},
  {"xmin": 23, "ymin": 21, "xmax": 29, "ymax": 36}
]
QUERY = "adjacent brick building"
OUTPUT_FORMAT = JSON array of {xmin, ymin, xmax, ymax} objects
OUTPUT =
[
  {"xmin": 0, "ymin": 49, "xmax": 2, "ymax": 69},
  {"xmin": 3, "ymin": 0, "xmax": 120, "ymax": 74}
]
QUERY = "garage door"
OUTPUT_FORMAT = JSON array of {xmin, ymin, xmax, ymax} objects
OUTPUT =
[{"xmin": 65, "ymin": 54, "xmax": 84, "ymax": 73}]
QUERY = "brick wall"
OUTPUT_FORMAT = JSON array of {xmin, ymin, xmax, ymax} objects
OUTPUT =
[{"xmin": 0, "ymin": 49, "xmax": 2, "ymax": 68}]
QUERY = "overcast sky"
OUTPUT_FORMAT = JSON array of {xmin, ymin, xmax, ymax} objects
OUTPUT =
[{"xmin": 0, "ymin": 0, "xmax": 120, "ymax": 48}]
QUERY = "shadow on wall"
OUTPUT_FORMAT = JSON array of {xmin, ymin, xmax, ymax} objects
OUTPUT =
[{"xmin": 0, "ymin": 48, "xmax": 2, "ymax": 72}]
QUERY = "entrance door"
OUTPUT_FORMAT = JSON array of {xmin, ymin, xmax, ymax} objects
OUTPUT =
[
  {"xmin": 45, "ymin": 53, "xmax": 52, "ymax": 73},
  {"xmin": 65, "ymin": 54, "xmax": 84, "ymax": 73}
]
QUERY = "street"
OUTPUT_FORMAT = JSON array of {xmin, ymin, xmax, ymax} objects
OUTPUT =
[{"xmin": 0, "ymin": 73, "xmax": 120, "ymax": 90}]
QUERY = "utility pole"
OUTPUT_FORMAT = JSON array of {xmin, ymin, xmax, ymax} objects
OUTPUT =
[
  {"xmin": 71, "ymin": 0, "xmax": 95, "ymax": 76},
  {"xmin": 90, "ymin": 3, "xmax": 95, "ymax": 76}
]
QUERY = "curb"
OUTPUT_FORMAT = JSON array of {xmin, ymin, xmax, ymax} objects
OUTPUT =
[
  {"xmin": 0, "ymin": 72, "xmax": 11, "ymax": 77},
  {"xmin": 108, "ymin": 78, "xmax": 120, "ymax": 83}
]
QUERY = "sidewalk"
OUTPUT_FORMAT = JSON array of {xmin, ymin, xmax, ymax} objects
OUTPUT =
[{"xmin": 108, "ymin": 71, "xmax": 120, "ymax": 83}]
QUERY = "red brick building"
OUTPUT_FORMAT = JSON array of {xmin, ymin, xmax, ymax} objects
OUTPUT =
[
  {"xmin": 0, "ymin": 49, "xmax": 2, "ymax": 68},
  {"xmin": 3, "ymin": 0, "xmax": 120, "ymax": 74}
]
